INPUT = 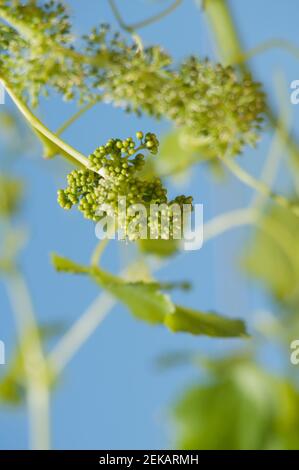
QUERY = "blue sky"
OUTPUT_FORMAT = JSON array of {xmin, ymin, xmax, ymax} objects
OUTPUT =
[{"xmin": 1, "ymin": 0, "xmax": 299, "ymax": 450}]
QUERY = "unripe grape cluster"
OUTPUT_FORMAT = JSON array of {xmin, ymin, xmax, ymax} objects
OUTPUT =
[
  {"xmin": 58, "ymin": 132, "xmax": 192, "ymax": 241},
  {"xmin": 163, "ymin": 58, "xmax": 265, "ymax": 155},
  {"xmin": 0, "ymin": 1, "xmax": 89, "ymax": 105},
  {"xmin": 91, "ymin": 26, "xmax": 266, "ymax": 157},
  {"xmin": 0, "ymin": 3, "xmax": 265, "ymax": 157}
]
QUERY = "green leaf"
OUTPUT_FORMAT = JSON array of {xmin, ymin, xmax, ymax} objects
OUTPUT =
[
  {"xmin": 0, "ymin": 228, "xmax": 28, "ymax": 274},
  {"xmin": 156, "ymin": 130, "xmax": 215, "ymax": 176},
  {"xmin": 165, "ymin": 305, "xmax": 248, "ymax": 338},
  {"xmin": 243, "ymin": 204, "xmax": 299, "ymax": 306},
  {"xmin": 93, "ymin": 271, "xmax": 248, "ymax": 336},
  {"xmin": 0, "ymin": 174, "xmax": 23, "ymax": 217},
  {"xmin": 51, "ymin": 253, "xmax": 88, "ymax": 274},
  {"xmin": 0, "ymin": 258, "xmax": 13, "ymax": 273},
  {"xmin": 52, "ymin": 253, "xmax": 248, "ymax": 337},
  {"xmin": 174, "ymin": 376, "xmax": 272, "ymax": 450},
  {"xmin": 0, "ymin": 352, "xmax": 24, "ymax": 405},
  {"xmin": 90, "ymin": 267, "xmax": 174, "ymax": 324},
  {"xmin": 138, "ymin": 238, "xmax": 179, "ymax": 257},
  {"xmin": 0, "ymin": 323, "xmax": 61, "ymax": 406},
  {"xmin": 173, "ymin": 358, "xmax": 299, "ymax": 450}
]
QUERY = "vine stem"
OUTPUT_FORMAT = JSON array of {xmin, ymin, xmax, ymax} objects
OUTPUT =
[
  {"xmin": 56, "ymin": 98, "xmax": 101, "ymax": 137},
  {"xmin": 90, "ymin": 239, "xmax": 110, "ymax": 267},
  {"xmin": 235, "ymin": 38, "xmax": 299, "ymax": 64},
  {"xmin": 0, "ymin": 78, "xmax": 108, "ymax": 177},
  {"xmin": 48, "ymin": 292, "xmax": 115, "ymax": 376},
  {"xmin": 252, "ymin": 70, "xmax": 292, "ymax": 208},
  {"xmin": 108, "ymin": 0, "xmax": 182, "ymax": 32},
  {"xmin": 204, "ymin": 207, "xmax": 258, "ymax": 242},
  {"xmin": 0, "ymin": 78, "xmax": 89, "ymax": 166},
  {"xmin": 5, "ymin": 272, "xmax": 51, "ymax": 450},
  {"xmin": 219, "ymin": 155, "xmax": 299, "ymax": 217},
  {"xmin": 203, "ymin": 205, "xmax": 297, "ymax": 274},
  {"xmin": 48, "ymin": 256, "xmax": 152, "ymax": 376}
]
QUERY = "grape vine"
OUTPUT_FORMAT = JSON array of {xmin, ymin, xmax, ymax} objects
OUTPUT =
[{"xmin": 1, "ymin": 0, "xmax": 297, "ymax": 452}]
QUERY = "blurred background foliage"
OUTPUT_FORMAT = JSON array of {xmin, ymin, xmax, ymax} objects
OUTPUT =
[{"xmin": 171, "ymin": 354, "xmax": 299, "ymax": 450}]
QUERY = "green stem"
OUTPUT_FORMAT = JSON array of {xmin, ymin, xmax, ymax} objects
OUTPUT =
[
  {"xmin": 90, "ymin": 239, "xmax": 109, "ymax": 267},
  {"xmin": 0, "ymin": 77, "xmax": 91, "ymax": 169},
  {"xmin": 48, "ymin": 292, "xmax": 115, "ymax": 375},
  {"xmin": 107, "ymin": 0, "xmax": 144, "ymax": 51},
  {"xmin": 235, "ymin": 38, "xmax": 299, "ymax": 64},
  {"xmin": 220, "ymin": 155, "xmax": 299, "ymax": 217},
  {"xmin": 108, "ymin": 0, "xmax": 132, "ymax": 32},
  {"xmin": 109, "ymin": 0, "xmax": 182, "ymax": 32},
  {"xmin": 130, "ymin": 0, "xmax": 182, "ymax": 30},
  {"xmin": 47, "ymin": 259, "xmax": 149, "ymax": 375},
  {"xmin": 5, "ymin": 272, "xmax": 51, "ymax": 450},
  {"xmin": 203, "ymin": 0, "xmax": 244, "ymax": 66},
  {"xmin": 203, "ymin": 207, "xmax": 258, "ymax": 242},
  {"xmin": 56, "ymin": 99, "xmax": 101, "ymax": 137},
  {"xmin": 252, "ymin": 71, "xmax": 291, "ymax": 208},
  {"xmin": 203, "ymin": 207, "xmax": 297, "ymax": 280}
]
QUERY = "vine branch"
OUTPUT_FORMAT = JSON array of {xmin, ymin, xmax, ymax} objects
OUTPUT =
[
  {"xmin": 0, "ymin": 78, "xmax": 91, "ymax": 168},
  {"xmin": 235, "ymin": 38, "xmax": 299, "ymax": 64},
  {"xmin": 5, "ymin": 272, "xmax": 51, "ymax": 450},
  {"xmin": 108, "ymin": 0, "xmax": 182, "ymax": 32},
  {"xmin": 219, "ymin": 155, "xmax": 299, "ymax": 217},
  {"xmin": 56, "ymin": 98, "xmax": 101, "ymax": 137},
  {"xmin": 0, "ymin": 78, "xmax": 109, "ymax": 178},
  {"xmin": 48, "ymin": 292, "xmax": 115, "ymax": 375}
]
